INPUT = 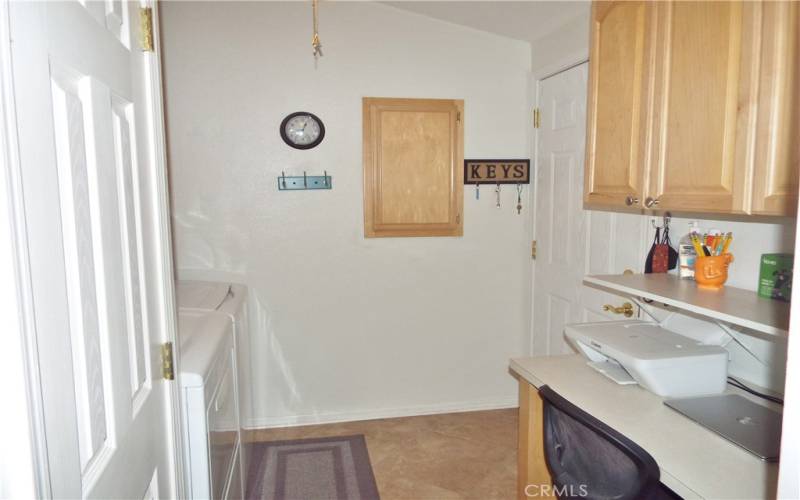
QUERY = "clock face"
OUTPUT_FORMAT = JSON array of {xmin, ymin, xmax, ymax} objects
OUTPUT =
[{"xmin": 280, "ymin": 112, "xmax": 325, "ymax": 149}]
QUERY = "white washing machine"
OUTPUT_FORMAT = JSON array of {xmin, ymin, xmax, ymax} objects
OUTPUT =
[
  {"xmin": 176, "ymin": 280, "xmax": 252, "ymax": 495},
  {"xmin": 178, "ymin": 309, "xmax": 242, "ymax": 499}
]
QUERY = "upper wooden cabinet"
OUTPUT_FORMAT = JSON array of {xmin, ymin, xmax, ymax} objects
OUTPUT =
[
  {"xmin": 751, "ymin": 1, "xmax": 800, "ymax": 216},
  {"xmin": 649, "ymin": 1, "xmax": 748, "ymax": 213},
  {"xmin": 584, "ymin": 0, "xmax": 799, "ymax": 216},
  {"xmin": 585, "ymin": 1, "xmax": 653, "ymax": 208},
  {"xmin": 363, "ymin": 97, "xmax": 464, "ymax": 237}
]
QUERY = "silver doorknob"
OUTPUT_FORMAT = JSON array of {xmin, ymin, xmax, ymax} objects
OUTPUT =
[
  {"xmin": 644, "ymin": 196, "xmax": 660, "ymax": 208},
  {"xmin": 625, "ymin": 195, "xmax": 639, "ymax": 206}
]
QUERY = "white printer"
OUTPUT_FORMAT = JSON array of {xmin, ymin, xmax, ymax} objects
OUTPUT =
[{"xmin": 565, "ymin": 320, "xmax": 728, "ymax": 398}]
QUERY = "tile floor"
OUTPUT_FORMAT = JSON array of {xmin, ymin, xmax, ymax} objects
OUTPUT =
[{"xmin": 246, "ymin": 408, "xmax": 518, "ymax": 500}]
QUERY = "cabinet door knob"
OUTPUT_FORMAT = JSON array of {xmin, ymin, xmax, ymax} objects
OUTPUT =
[
  {"xmin": 625, "ymin": 195, "xmax": 639, "ymax": 206},
  {"xmin": 645, "ymin": 196, "xmax": 660, "ymax": 208}
]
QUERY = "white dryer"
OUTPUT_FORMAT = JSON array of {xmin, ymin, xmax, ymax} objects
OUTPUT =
[
  {"xmin": 178, "ymin": 310, "xmax": 242, "ymax": 499},
  {"xmin": 176, "ymin": 280, "xmax": 252, "ymax": 493}
]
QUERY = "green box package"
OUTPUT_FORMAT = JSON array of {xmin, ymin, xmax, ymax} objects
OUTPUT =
[{"xmin": 758, "ymin": 253, "xmax": 793, "ymax": 302}]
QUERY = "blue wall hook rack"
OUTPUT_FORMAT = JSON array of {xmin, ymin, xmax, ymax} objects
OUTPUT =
[{"xmin": 277, "ymin": 171, "xmax": 332, "ymax": 191}]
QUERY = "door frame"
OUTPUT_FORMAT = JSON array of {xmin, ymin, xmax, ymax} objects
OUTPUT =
[
  {"xmin": 0, "ymin": 1, "xmax": 185, "ymax": 495},
  {"xmin": 777, "ymin": 205, "xmax": 800, "ymax": 497},
  {"xmin": 143, "ymin": 2, "xmax": 186, "ymax": 495},
  {"xmin": 0, "ymin": 2, "xmax": 51, "ymax": 495},
  {"xmin": 528, "ymin": 54, "xmax": 589, "ymax": 356}
]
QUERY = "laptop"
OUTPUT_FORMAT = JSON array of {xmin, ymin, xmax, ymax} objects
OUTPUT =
[{"xmin": 664, "ymin": 394, "xmax": 783, "ymax": 461}]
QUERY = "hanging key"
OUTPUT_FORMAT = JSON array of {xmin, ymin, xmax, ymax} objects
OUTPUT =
[
  {"xmin": 516, "ymin": 184, "xmax": 523, "ymax": 214},
  {"xmin": 475, "ymin": 184, "xmax": 480, "ymax": 200},
  {"xmin": 495, "ymin": 183, "xmax": 501, "ymax": 209}
]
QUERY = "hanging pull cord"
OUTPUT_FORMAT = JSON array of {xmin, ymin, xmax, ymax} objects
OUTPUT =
[{"xmin": 312, "ymin": 0, "xmax": 323, "ymax": 59}]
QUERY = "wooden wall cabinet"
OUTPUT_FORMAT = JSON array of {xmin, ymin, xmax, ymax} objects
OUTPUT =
[
  {"xmin": 363, "ymin": 97, "xmax": 464, "ymax": 237},
  {"xmin": 750, "ymin": 1, "xmax": 800, "ymax": 216},
  {"xmin": 648, "ymin": 1, "xmax": 749, "ymax": 213},
  {"xmin": 584, "ymin": 0, "xmax": 799, "ymax": 216},
  {"xmin": 584, "ymin": 1, "xmax": 653, "ymax": 208}
]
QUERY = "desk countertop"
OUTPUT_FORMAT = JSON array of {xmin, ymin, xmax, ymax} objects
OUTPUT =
[{"xmin": 510, "ymin": 355, "xmax": 779, "ymax": 500}]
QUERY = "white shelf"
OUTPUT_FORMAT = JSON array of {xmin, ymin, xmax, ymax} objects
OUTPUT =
[{"xmin": 584, "ymin": 273, "xmax": 790, "ymax": 337}]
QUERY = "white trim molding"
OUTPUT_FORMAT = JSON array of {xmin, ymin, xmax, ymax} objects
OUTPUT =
[
  {"xmin": 140, "ymin": 1, "xmax": 185, "ymax": 497},
  {"xmin": 533, "ymin": 50, "xmax": 589, "ymax": 82},
  {"xmin": 243, "ymin": 398, "xmax": 518, "ymax": 430}
]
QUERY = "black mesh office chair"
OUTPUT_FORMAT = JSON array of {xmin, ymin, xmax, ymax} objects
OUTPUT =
[{"xmin": 538, "ymin": 385, "xmax": 682, "ymax": 500}]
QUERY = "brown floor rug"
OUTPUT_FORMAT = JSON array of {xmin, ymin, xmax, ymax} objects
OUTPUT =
[{"xmin": 246, "ymin": 434, "xmax": 380, "ymax": 500}]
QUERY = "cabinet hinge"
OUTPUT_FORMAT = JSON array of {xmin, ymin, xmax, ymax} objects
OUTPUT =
[
  {"xmin": 161, "ymin": 342, "xmax": 175, "ymax": 380},
  {"xmin": 533, "ymin": 108, "xmax": 541, "ymax": 129},
  {"xmin": 456, "ymin": 111, "xmax": 461, "ymax": 123},
  {"xmin": 139, "ymin": 6, "xmax": 154, "ymax": 52},
  {"xmin": 531, "ymin": 240, "xmax": 537, "ymax": 259}
]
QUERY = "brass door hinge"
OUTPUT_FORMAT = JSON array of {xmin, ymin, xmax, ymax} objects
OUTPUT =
[
  {"xmin": 531, "ymin": 240, "xmax": 537, "ymax": 259},
  {"xmin": 161, "ymin": 342, "xmax": 175, "ymax": 380},
  {"xmin": 456, "ymin": 111, "xmax": 461, "ymax": 123},
  {"xmin": 533, "ymin": 108, "xmax": 541, "ymax": 129},
  {"xmin": 139, "ymin": 6, "xmax": 154, "ymax": 52}
]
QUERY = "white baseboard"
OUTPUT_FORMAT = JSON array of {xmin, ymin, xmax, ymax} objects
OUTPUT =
[{"xmin": 243, "ymin": 397, "xmax": 518, "ymax": 430}]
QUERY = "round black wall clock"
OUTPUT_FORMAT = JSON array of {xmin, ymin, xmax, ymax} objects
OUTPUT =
[{"xmin": 280, "ymin": 111, "xmax": 325, "ymax": 150}]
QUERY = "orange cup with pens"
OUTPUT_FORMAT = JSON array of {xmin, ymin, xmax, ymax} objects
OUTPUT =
[
  {"xmin": 695, "ymin": 254, "xmax": 734, "ymax": 289},
  {"xmin": 692, "ymin": 232, "xmax": 734, "ymax": 290}
]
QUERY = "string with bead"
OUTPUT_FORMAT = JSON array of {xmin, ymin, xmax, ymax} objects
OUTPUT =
[{"xmin": 312, "ymin": 0, "xmax": 323, "ymax": 60}]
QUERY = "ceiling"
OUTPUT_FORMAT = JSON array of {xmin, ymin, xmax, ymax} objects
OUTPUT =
[{"xmin": 382, "ymin": 1, "xmax": 590, "ymax": 45}]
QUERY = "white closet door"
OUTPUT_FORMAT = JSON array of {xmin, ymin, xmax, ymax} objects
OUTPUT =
[
  {"xmin": 532, "ymin": 62, "xmax": 646, "ymax": 356},
  {"xmin": 9, "ymin": 1, "xmax": 179, "ymax": 497}
]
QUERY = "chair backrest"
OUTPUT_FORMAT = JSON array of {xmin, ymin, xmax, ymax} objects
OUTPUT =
[{"xmin": 538, "ymin": 385, "xmax": 662, "ymax": 500}]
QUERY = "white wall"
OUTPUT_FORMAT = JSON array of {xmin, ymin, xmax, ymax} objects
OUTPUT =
[
  {"xmin": 530, "ymin": 6, "xmax": 590, "ymax": 77},
  {"xmin": 161, "ymin": 1, "xmax": 533, "ymax": 427},
  {"xmin": 646, "ymin": 216, "xmax": 795, "ymax": 292}
]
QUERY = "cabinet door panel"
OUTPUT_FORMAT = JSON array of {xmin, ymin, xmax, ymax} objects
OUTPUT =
[
  {"xmin": 751, "ymin": 1, "xmax": 800, "ymax": 216},
  {"xmin": 379, "ymin": 110, "xmax": 453, "ymax": 224},
  {"xmin": 363, "ymin": 98, "xmax": 464, "ymax": 237},
  {"xmin": 650, "ymin": 1, "xmax": 747, "ymax": 212},
  {"xmin": 584, "ymin": 1, "xmax": 652, "ymax": 208}
]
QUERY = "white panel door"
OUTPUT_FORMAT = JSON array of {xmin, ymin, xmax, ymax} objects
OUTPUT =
[
  {"xmin": 9, "ymin": 1, "xmax": 179, "ymax": 498},
  {"xmin": 533, "ymin": 64, "xmax": 589, "ymax": 356},
  {"xmin": 532, "ymin": 63, "xmax": 646, "ymax": 356}
]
